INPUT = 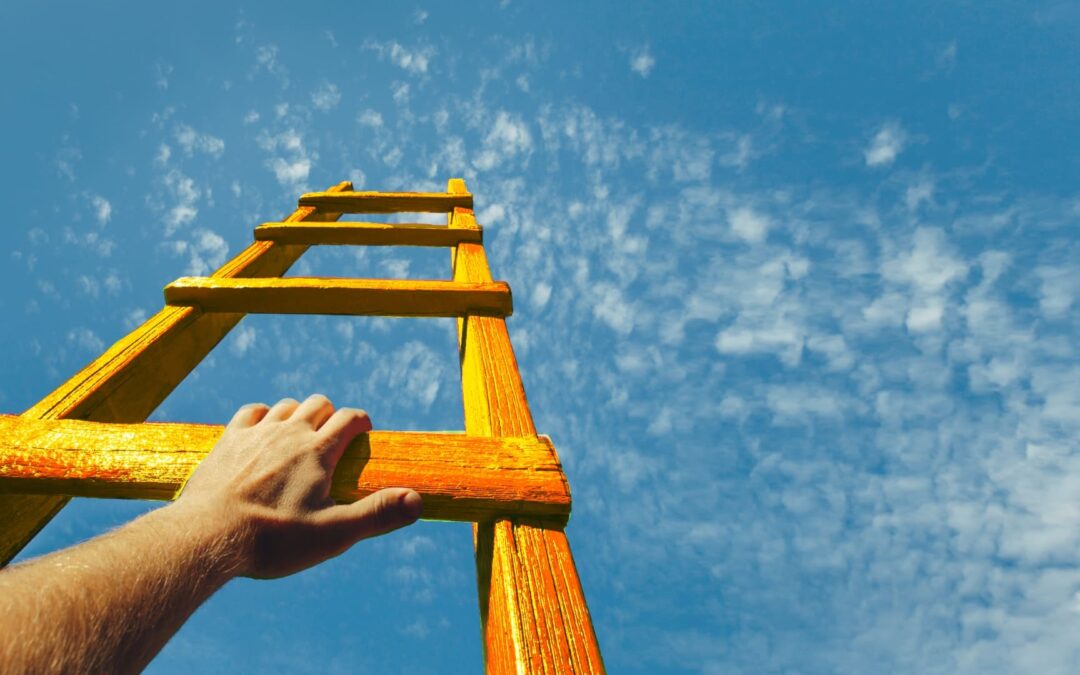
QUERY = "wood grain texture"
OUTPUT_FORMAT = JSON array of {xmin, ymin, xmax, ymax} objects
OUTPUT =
[
  {"xmin": 255, "ymin": 221, "xmax": 483, "ymax": 247},
  {"xmin": 0, "ymin": 181, "xmax": 352, "ymax": 566},
  {"xmin": 448, "ymin": 178, "xmax": 605, "ymax": 673},
  {"xmin": 299, "ymin": 190, "xmax": 472, "ymax": 213},
  {"xmin": 0, "ymin": 416, "xmax": 570, "ymax": 523},
  {"xmin": 165, "ymin": 277, "xmax": 513, "ymax": 318}
]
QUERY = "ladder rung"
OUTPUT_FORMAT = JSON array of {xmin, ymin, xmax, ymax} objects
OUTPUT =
[
  {"xmin": 254, "ymin": 221, "xmax": 482, "ymax": 247},
  {"xmin": 298, "ymin": 191, "xmax": 473, "ymax": 213},
  {"xmin": 164, "ymin": 277, "xmax": 512, "ymax": 317},
  {"xmin": 0, "ymin": 415, "xmax": 570, "ymax": 523}
]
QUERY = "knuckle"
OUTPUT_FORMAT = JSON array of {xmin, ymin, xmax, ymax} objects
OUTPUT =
[{"xmin": 341, "ymin": 407, "xmax": 369, "ymax": 421}]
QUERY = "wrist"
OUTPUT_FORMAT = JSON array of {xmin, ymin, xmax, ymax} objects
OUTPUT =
[{"xmin": 157, "ymin": 499, "xmax": 250, "ymax": 585}]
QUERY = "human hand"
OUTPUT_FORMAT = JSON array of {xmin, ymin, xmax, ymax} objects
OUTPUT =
[{"xmin": 174, "ymin": 394, "xmax": 422, "ymax": 579}]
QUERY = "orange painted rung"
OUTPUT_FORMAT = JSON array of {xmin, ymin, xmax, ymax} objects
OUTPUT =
[
  {"xmin": 0, "ymin": 415, "xmax": 570, "ymax": 523},
  {"xmin": 299, "ymin": 191, "xmax": 473, "ymax": 213},
  {"xmin": 164, "ymin": 277, "xmax": 513, "ymax": 317},
  {"xmin": 254, "ymin": 221, "xmax": 482, "ymax": 247}
]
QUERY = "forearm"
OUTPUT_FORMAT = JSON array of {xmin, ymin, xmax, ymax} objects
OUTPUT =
[{"xmin": 0, "ymin": 502, "xmax": 239, "ymax": 673}]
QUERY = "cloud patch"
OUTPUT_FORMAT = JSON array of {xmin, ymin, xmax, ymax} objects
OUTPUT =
[{"xmin": 864, "ymin": 122, "xmax": 906, "ymax": 167}]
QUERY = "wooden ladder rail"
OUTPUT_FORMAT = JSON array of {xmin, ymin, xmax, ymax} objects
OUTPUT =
[
  {"xmin": 0, "ymin": 180, "xmax": 353, "ymax": 565},
  {"xmin": 449, "ymin": 179, "xmax": 605, "ymax": 673}
]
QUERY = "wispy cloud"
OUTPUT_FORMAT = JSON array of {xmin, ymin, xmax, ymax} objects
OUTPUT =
[
  {"xmin": 174, "ymin": 124, "xmax": 225, "ymax": 158},
  {"xmin": 630, "ymin": 47, "xmax": 656, "ymax": 77},
  {"xmin": 365, "ymin": 40, "xmax": 436, "ymax": 75},
  {"xmin": 160, "ymin": 169, "xmax": 202, "ymax": 235},
  {"xmin": 257, "ymin": 128, "xmax": 315, "ymax": 194},
  {"xmin": 864, "ymin": 122, "xmax": 906, "ymax": 167},
  {"xmin": 88, "ymin": 194, "xmax": 112, "ymax": 225},
  {"xmin": 310, "ymin": 82, "xmax": 341, "ymax": 111}
]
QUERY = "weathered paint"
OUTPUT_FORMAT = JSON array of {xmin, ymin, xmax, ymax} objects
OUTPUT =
[
  {"xmin": 0, "ymin": 416, "xmax": 570, "ymax": 523},
  {"xmin": 164, "ymin": 277, "xmax": 512, "ymax": 318},
  {"xmin": 255, "ymin": 221, "xmax": 483, "ymax": 247}
]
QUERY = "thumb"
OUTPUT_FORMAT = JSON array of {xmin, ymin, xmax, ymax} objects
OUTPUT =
[{"xmin": 316, "ymin": 488, "xmax": 423, "ymax": 548}]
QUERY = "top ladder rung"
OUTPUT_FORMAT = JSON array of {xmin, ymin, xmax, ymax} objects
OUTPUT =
[{"xmin": 299, "ymin": 191, "xmax": 473, "ymax": 214}]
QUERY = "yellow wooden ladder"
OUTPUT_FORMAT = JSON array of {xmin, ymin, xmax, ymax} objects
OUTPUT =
[{"xmin": 0, "ymin": 178, "xmax": 605, "ymax": 673}]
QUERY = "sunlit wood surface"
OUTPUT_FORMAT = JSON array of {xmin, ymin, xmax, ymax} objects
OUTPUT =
[
  {"xmin": 164, "ymin": 277, "xmax": 512, "ymax": 317},
  {"xmin": 0, "ymin": 416, "xmax": 570, "ymax": 523},
  {"xmin": 255, "ymin": 221, "xmax": 483, "ymax": 247},
  {"xmin": 299, "ymin": 190, "xmax": 472, "ymax": 213},
  {"xmin": 449, "ymin": 178, "xmax": 606, "ymax": 673}
]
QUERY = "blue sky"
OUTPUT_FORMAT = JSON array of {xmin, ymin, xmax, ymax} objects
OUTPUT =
[{"xmin": 3, "ymin": 1, "xmax": 1080, "ymax": 672}]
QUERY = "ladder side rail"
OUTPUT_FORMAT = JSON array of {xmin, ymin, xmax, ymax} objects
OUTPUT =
[
  {"xmin": 0, "ymin": 181, "xmax": 351, "ymax": 565},
  {"xmin": 449, "ymin": 180, "xmax": 605, "ymax": 674}
]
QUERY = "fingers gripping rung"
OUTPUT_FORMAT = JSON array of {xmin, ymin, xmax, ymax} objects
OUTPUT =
[{"xmin": 164, "ymin": 277, "xmax": 513, "ymax": 318}]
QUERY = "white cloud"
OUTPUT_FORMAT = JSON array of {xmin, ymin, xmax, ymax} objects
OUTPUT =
[
  {"xmin": 311, "ymin": 82, "xmax": 341, "ymax": 111},
  {"xmin": 1036, "ymin": 266, "xmax": 1075, "ymax": 318},
  {"xmin": 720, "ymin": 134, "xmax": 753, "ymax": 170},
  {"xmin": 67, "ymin": 327, "xmax": 104, "ymax": 353},
  {"xmin": 167, "ymin": 228, "xmax": 228, "ymax": 275},
  {"xmin": 728, "ymin": 206, "xmax": 770, "ymax": 243},
  {"xmin": 174, "ymin": 125, "xmax": 225, "ymax": 158},
  {"xmin": 77, "ymin": 275, "xmax": 99, "ymax": 297},
  {"xmin": 361, "ymin": 341, "xmax": 445, "ymax": 411},
  {"xmin": 367, "ymin": 41, "xmax": 435, "ymax": 75},
  {"xmin": 864, "ymin": 122, "xmax": 906, "ymax": 167},
  {"xmin": 593, "ymin": 282, "xmax": 635, "ymax": 334},
  {"xmin": 62, "ymin": 228, "xmax": 115, "ymax": 258},
  {"xmin": 766, "ymin": 384, "xmax": 848, "ymax": 422},
  {"xmin": 155, "ymin": 143, "xmax": 171, "ymax": 166},
  {"xmin": 230, "ymin": 325, "xmax": 257, "ymax": 357},
  {"xmin": 161, "ymin": 169, "xmax": 201, "ymax": 235},
  {"xmin": 357, "ymin": 109, "xmax": 384, "ymax": 128},
  {"xmin": 391, "ymin": 43, "xmax": 432, "ymax": 74},
  {"xmin": 473, "ymin": 111, "xmax": 533, "ymax": 170},
  {"xmin": 258, "ymin": 129, "xmax": 315, "ymax": 193},
  {"xmin": 630, "ymin": 47, "xmax": 656, "ymax": 77},
  {"xmin": 267, "ymin": 157, "xmax": 311, "ymax": 189},
  {"xmin": 905, "ymin": 296, "xmax": 945, "ymax": 332},
  {"xmin": 716, "ymin": 316, "xmax": 804, "ymax": 366},
  {"xmin": 905, "ymin": 178, "xmax": 934, "ymax": 210},
  {"xmin": 532, "ymin": 281, "xmax": 552, "ymax": 310},
  {"xmin": 154, "ymin": 62, "xmax": 173, "ymax": 90},
  {"xmin": 253, "ymin": 44, "xmax": 288, "ymax": 85},
  {"xmin": 89, "ymin": 194, "xmax": 112, "ymax": 225}
]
